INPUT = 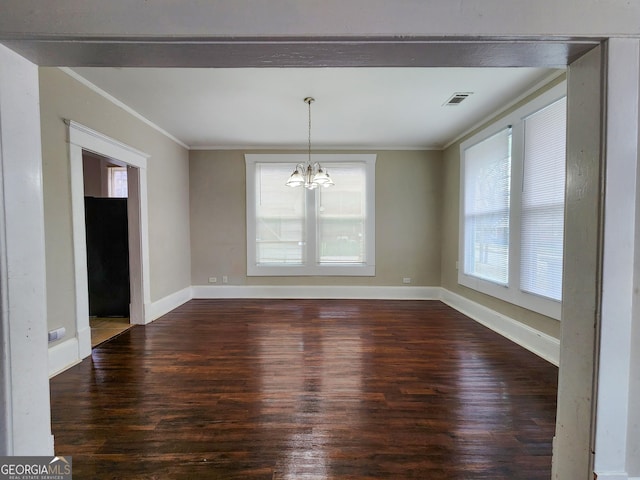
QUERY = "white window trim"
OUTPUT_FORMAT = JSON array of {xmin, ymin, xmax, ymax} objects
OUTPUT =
[
  {"xmin": 458, "ymin": 82, "xmax": 566, "ymax": 320},
  {"xmin": 246, "ymin": 153, "xmax": 376, "ymax": 276}
]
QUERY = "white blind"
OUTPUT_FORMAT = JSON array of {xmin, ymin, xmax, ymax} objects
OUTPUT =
[
  {"xmin": 255, "ymin": 163, "xmax": 305, "ymax": 265},
  {"xmin": 520, "ymin": 97, "xmax": 566, "ymax": 301},
  {"xmin": 463, "ymin": 127, "xmax": 512, "ymax": 285},
  {"xmin": 317, "ymin": 163, "xmax": 366, "ymax": 264}
]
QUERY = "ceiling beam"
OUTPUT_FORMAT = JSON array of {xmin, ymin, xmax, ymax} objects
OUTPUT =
[{"xmin": 0, "ymin": 37, "xmax": 598, "ymax": 68}]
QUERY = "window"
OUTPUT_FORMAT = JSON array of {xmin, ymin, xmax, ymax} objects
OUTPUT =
[
  {"xmin": 463, "ymin": 127, "xmax": 512, "ymax": 285},
  {"xmin": 246, "ymin": 154, "xmax": 376, "ymax": 276},
  {"xmin": 108, "ymin": 166, "xmax": 128, "ymax": 198},
  {"xmin": 459, "ymin": 82, "xmax": 566, "ymax": 319},
  {"xmin": 520, "ymin": 97, "xmax": 566, "ymax": 301}
]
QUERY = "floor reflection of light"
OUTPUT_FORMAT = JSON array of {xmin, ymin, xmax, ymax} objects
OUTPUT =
[
  {"xmin": 451, "ymin": 349, "xmax": 515, "ymax": 466},
  {"xmin": 280, "ymin": 431, "xmax": 329, "ymax": 480},
  {"xmin": 256, "ymin": 303, "xmax": 364, "ymax": 480}
]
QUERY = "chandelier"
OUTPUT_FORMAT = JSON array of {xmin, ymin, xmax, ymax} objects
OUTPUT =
[{"xmin": 285, "ymin": 97, "xmax": 334, "ymax": 189}]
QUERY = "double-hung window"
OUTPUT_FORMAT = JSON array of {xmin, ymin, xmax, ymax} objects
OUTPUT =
[
  {"xmin": 246, "ymin": 154, "xmax": 376, "ymax": 276},
  {"xmin": 459, "ymin": 82, "xmax": 566, "ymax": 319}
]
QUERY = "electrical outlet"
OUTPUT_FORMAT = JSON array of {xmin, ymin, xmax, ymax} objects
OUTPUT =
[
  {"xmin": 208, "ymin": 277, "xmax": 217, "ymax": 284},
  {"xmin": 402, "ymin": 277, "xmax": 411, "ymax": 284},
  {"xmin": 48, "ymin": 327, "xmax": 66, "ymax": 343},
  {"xmin": 222, "ymin": 275, "xmax": 228, "ymax": 284}
]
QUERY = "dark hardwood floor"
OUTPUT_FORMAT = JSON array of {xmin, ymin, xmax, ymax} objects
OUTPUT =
[{"xmin": 50, "ymin": 299, "xmax": 558, "ymax": 479}]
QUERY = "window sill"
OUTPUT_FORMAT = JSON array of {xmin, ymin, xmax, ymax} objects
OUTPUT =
[{"xmin": 247, "ymin": 264, "xmax": 375, "ymax": 277}]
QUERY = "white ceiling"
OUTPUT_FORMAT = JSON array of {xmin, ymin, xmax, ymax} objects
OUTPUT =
[{"xmin": 71, "ymin": 67, "xmax": 561, "ymax": 150}]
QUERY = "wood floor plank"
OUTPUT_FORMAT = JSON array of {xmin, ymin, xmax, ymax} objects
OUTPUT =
[{"xmin": 50, "ymin": 299, "xmax": 558, "ymax": 479}]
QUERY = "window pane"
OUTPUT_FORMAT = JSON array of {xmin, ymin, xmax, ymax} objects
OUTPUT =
[
  {"xmin": 255, "ymin": 163, "xmax": 305, "ymax": 264},
  {"xmin": 318, "ymin": 164, "xmax": 366, "ymax": 264},
  {"xmin": 463, "ymin": 127, "xmax": 511, "ymax": 285},
  {"xmin": 108, "ymin": 166, "xmax": 128, "ymax": 198},
  {"xmin": 521, "ymin": 97, "xmax": 566, "ymax": 301}
]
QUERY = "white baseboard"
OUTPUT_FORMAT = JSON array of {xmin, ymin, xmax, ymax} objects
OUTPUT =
[
  {"xmin": 191, "ymin": 285, "xmax": 441, "ymax": 300},
  {"xmin": 593, "ymin": 473, "xmax": 630, "ymax": 480},
  {"xmin": 147, "ymin": 286, "xmax": 193, "ymax": 322},
  {"xmin": 77, "ymin": 324, "xmax": 92, "ymax": 359},
  {"xmin": 439, "ymin": 288, "xmax": 560, "ymax": 366},
  {"xmin": 48, "ymin": 337, "xmax": 80, "ymax": 378}
]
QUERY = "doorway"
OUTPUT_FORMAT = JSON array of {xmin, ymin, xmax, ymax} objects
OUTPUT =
[
  {"xmin": 82, "ymin": 152, "xmax": 133, "ymax": 346},
  {"xmin": 68, "ymin": 120, "xmax": 151, "ymax": 360}
]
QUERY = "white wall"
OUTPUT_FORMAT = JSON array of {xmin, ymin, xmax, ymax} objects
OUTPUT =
[
  {"xmin": 39, "ymin": 67, "xmax": 192, "ymax": 345},
  {"xmin": 0, "ymin": 44, "xmax": 52, "ymax": 455},
  {"xmin": 190, "ymin": 150, "xmax": 443, "ymax": 288},
  {"xmin": 593, "ymin": 38, "xmax": 640, "ymax": 480}
]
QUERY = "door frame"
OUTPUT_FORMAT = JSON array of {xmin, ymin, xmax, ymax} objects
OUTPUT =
[{"xmin": 67, "ymin": 120, "xmax": 151, "ymax": 360}]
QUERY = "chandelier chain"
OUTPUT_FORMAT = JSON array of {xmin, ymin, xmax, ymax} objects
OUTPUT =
[{"xmin": 308, "ymin": 97, "xmax": 312, "ymax": 163}]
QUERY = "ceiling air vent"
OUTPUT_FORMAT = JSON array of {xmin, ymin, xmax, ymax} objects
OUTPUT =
[{"xmin": 444, "ymin": 92, "xmax": 473, "ymax": 106}]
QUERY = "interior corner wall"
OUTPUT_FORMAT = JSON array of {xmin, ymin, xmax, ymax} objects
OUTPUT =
[
  {"xmin": 38, "ymin": 67, "xmax": 191, "ymax": 343},
  {"xmin": 189, "ymin": 149, "xmax": 443, "ymax": 287},
  {"xmin": 439, "ymin": 76, "xmax": 567, "ymax": 340}
]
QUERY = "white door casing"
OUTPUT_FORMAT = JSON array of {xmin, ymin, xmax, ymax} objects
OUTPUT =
[{"xmin": 67, "ymin": 120, "xmax": 151, "ymax": 361}]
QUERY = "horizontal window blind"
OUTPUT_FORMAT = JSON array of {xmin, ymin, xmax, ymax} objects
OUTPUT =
[
  {"xmin": 521, "ymin": 97, "xmax": 566, "ymax": 301},
  {"xmin": 459, "ymin": 82, "xmax": 566, "ymax": 319},
  {"xmin": 463, "ymin": 127, "xmax": 512, "ymax": 285}
]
